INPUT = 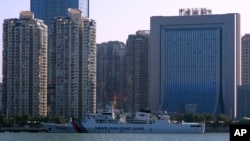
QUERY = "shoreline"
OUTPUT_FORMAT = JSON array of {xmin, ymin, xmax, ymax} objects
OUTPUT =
[
  {"xmin": 205, "ymin": 126, "xmax": 229, "ymax": 133},
  {"xmin": 1, "ymin": 127, "xmax": 229, "ymax": 133},
  {"xmin": 0, "ymin": 127, "xmax": 47, "ymax": 133}
]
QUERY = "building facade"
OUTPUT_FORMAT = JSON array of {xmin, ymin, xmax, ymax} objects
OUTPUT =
[
  {"xmin": 2, "ymin": 11, "xmax": 48, "ymax": 116},
  {"xmin": 236, "ymin": 34, "xmax": 250, "ymax": 119},
  {"xmin": 31, "ymin": 0, "xmax": 89, "ymax": 26},
  {"xmin": 149, "ymin": 13, "xmax": 241, "ymax": 118},
  {"xmin": 96, "ymin": 41, "xmax": 126, "ymax": 110},
  {"xmin": 241, "ymin": 34, "xmax": 250, "ymax": 85},
  {"xmin": 126, "ymin": 30, "xmax": 149, "ymax": 113},
  {"xmin": 237, "ymin": 85, "xmax": 250, "ymax": 119},
  {"xmin": 48, "ymin": 8, "xmax": 96, "ymax": 119},
  {"xmin": 0, "ymin": 83, "xmax": 2, "ymax": 113}
]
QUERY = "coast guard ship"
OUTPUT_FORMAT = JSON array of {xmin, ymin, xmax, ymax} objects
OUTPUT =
[{"xmin": 42, "ymin": 105, "xmax": 205, "ymax": 134}]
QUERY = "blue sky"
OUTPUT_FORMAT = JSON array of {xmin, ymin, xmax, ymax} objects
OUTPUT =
[{"xmin": 0, "ymin": 0, "xmax": 250, "ymax": 81}]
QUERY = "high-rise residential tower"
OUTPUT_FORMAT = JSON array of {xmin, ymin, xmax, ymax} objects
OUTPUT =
[
  {"xmin": 48, "ymin": 8, "xmax": 96, "ymax": 119},
  {"xmin": 237, "ymin": 34, "xmax": 250, "ymax": 119},
  {"xmin": 96, "ymin": 41, "xmax": 126, "ymax": 110},
  {"xmin": 2, "ymin": 11, "xmax": 48, "ymax": 116},
  {"xmin": 241, "ymin": 34, "xmax": 250, "ymax": 85},
  {"xmin": 0, "ymin": 83, "xmax": 2, "ymax": 112},
  {"xmin": 31, "ymin": 0, "xmax": 89, "ymax": 26},
  {"xmin": 126, "ymin": 30, "xmax": 149, "ymax": 113},
  {"xmin": 149, "ymin": 9, "xmax": 241, "ymax": 118}
]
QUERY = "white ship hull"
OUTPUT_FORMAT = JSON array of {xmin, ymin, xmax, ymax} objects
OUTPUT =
[
  {"xmin": 84, "ymin": 122, "xmax": 204, "ymax": 134},
  {"xmin": 42, "ymin": 121, "xmax": 205, "ymax": 134},
  {"xmin": 42, "ymin": 121, "xmax": 87, "ymax": 133}
]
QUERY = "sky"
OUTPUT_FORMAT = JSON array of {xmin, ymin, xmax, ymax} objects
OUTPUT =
[{"xmin": 0, "ymin": 0, "xmax": 250, "ymax": 82}]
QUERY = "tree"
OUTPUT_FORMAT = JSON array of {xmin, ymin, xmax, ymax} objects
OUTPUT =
[
  {"xmin": 202, "ymin": 114, "xmax": 216, "ymax": 123},
  {"xmin": 216, "ymin": 114, "xmax": 230, "ymax": 122},
  {"xmin": 239, "ymin": 118, "xmax": 250, "ymax": 124},
  {"xmin": 171, "ymin": 113, "xmax": 185, "ymax": 122},
  {"xmin": 183, "ymin": 113, "xmax": 200, "ymax": 122}
]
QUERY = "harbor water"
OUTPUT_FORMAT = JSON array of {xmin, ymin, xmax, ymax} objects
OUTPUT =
[{"xmin": 0, "ymin": 132, "xmax": 229, "ymax": 141}]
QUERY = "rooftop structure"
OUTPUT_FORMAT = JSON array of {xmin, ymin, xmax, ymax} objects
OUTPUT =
[{"xmin": 179, "ymin": 8, "xmax": 212, "ymax": 16}]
